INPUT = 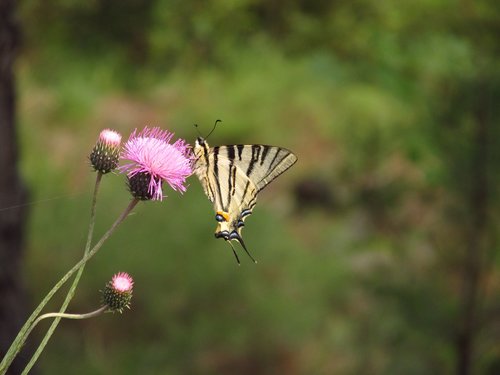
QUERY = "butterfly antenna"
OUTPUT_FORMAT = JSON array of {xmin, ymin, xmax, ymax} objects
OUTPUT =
[
  {"xmin": 227, "ymin": 240, "xmax": 241, "ymax": 265},
  {"xmin": 205, "ymin": 119, "xmax": 222, "ymax": 140},
  {"xmin": 194, "ymin": 124, "xmax": 202, "ymax": 137}
]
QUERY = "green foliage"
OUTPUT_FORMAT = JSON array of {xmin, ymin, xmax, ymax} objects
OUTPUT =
[{"xmin": 16, "ymin": 0, "xmax": 500, "ymax": 374}]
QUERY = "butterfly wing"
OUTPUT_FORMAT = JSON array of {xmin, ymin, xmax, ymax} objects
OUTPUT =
[
  {"xmin": 222, "ymin": 145, "xmax": 298, "ymax": 192},
  {"xmin": 193, "ymin": 141, "xmax": 297, "ymax": 261}
]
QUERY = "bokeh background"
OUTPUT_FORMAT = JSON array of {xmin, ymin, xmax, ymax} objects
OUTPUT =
[{"xmin": 7, "ymin": 0, "xmax": 500, "ymax": 374}]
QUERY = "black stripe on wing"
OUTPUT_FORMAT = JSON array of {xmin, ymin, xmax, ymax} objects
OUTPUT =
[
  {"xmin": 226, "ymin": 145, "xmax": 236, "ymax": 210},
  {"xmin": 246, "ymin": 145, "xmax": 259, "ymax": 177},
  {"xmin": 257, "ymin": 147, "xmax": 297, "ymax": 192},
  {"xmin": 266, "ymin": 147, "xmax": 283, "ymax": 172},
  {"xmin": 260, "ymin": 145, "xmax": 270, "ymax": 165},
  {"xmin": 212, "ymin": 146, "xmax": 224, "ymax": 208},
  {"xmin": 241, "ymin": 180, "xmax": 251, "ymax": 206},
  {"xmin": 204, "ymin": 176, "xmax": 216, "ymax": 202},
  {"xmin": 237, "ymin": 144, "xmax": 244, "ymax": 161}
]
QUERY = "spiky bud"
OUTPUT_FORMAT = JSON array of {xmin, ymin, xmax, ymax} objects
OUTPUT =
[
  {"xmin": 90, "ymin": 129, "xmax": 122, "ymax": 173},
  {"xmin": 127, "ymin": 172, "xmax": 159, "ymax": 200},
  {"xmin": 101, "ymin": 272, "xmax": 134, "ymax": 313}
]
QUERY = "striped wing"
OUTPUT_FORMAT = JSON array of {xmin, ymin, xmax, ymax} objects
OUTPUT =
[
  {"xmin": 220, "ymin": 145, "xmax": 298, "ymax": 193},
  {"xmin": 196, "ymin": 152, "xmax": 258, "ymax": 215},
  {"xmin": 195, "ymin": 144, "xmax": 297, "ymax": 208},
  {"xmin": 193, "ymin": 140, "xmax": 297, "ymax": 262}
]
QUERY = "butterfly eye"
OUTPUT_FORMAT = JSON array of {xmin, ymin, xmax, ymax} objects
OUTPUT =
[{"xmin": 215, "ymin": 214, "xmax": 225, "ymax": 222}]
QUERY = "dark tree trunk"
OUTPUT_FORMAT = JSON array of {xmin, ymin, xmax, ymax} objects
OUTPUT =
[
  {"xmin": 456, "ymin": 81, "xmax": 490, "ymax": 375},
  {"xmin": 0, "ymin": 0, "xmax": 32, "ymax": 373}
]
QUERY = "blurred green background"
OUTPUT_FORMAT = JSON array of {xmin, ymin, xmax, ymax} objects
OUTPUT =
[{"xmin": 13, "ymin": 0, "xmax": 500, "ymax": 374}]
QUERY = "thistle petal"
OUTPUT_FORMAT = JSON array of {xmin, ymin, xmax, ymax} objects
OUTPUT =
[{"xmin": 119, "ymin": 127, "xmax": 193, "ymax": 200}]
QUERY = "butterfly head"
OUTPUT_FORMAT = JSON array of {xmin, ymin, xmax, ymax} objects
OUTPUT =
[
  {"xmin": 193, "ymin": 137, "xmax": 209, "ymax": 162},
  {"xmin": 195, "ymin": 136, "xmax": 206, "ymax": 147}
]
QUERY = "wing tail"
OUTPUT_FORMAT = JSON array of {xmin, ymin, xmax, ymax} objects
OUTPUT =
[{"xmin": 229, "ymin": 231, "xmax": 257, "ymax": 264}]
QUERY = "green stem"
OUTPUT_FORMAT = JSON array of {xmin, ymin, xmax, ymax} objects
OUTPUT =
[
  {"xmin": 18, "ymin": 305, "xmax": 108, "ymax": 364},
  {"xmin": 0, "ymin": 198, "xmax": 139, "ymax": 375},
  {"xmin": 24, "ymin": 172, "xmax": 102, "ymax": 370},
  {"xmin": 34, "ymin": 306, "xmax": 108, "ymax": 324}
]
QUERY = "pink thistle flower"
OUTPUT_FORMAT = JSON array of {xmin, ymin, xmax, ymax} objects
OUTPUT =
[
  {"xmin": 119, "ymin": 127, "xmax": 193, "ymax": 201},
  {"xmin": 90, "ymin": 128, "xmax": 122, "ymax": 173},
  {"xmin": 99, "ymin": 129, "xmax": 122, "ymax": 147},
  {"xmin": 111, "ymin": 272, "xmax": 134, "ymax": 293},
  {"xmin": 102, "ymin": 272, "xmax": 134, "ymax": 313}
]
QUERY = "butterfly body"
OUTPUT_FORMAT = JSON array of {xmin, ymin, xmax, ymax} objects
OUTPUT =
[{"xmin": 193, "ymin": 137, "xmax": 297, "ymax": 262}]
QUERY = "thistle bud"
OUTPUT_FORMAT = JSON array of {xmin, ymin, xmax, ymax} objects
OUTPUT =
[
  {"xmin": 90, "ymin": 129, "xmax": 122, "ymax": 173},
  {"xmin": 101, "ymin": 272, "xmax": 134, "ymax": 313},
  {"xmin": 127, "ymin": 172, "xmax": 158, "ymax": 201}
]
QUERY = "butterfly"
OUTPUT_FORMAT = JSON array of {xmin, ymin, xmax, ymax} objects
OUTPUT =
[{"xmin": 193, "ymin": 121, "xmax": 297, "ymax": 263}]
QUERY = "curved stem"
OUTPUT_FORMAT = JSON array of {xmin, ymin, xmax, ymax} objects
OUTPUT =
[
  {"xmin": 24, "ymin": 173, "xmax": 102, "ymax": 370},
  {"xmin": 34, "ymin": 306, "xmax": 107, "ymax": 324},
  {"xmin": 19, "ymin": 305, "xmax": 107, "ymax": 360},
  {"xmin": 0, "ymin": 198, "xmax": 139, "ymax": 375}
]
